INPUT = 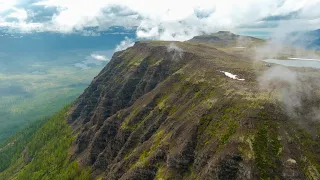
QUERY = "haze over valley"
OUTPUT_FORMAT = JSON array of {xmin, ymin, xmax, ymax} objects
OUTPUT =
[{"xmin": 0, "ymin": 31, "xmax": 134, "ymax": 140}]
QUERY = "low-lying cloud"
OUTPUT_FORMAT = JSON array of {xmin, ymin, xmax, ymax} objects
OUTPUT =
[
  {"xmin": 258, "ymin": 66, "xmax": 320, "ymax": 121},
  {"xmin": 115, "ymin": 37, "xmax": 134, "ymax": 52},
  {"xmin": 167, "ymin": 43, "xmax": 183, "ymax": 60},
  {"xmin": 91, "ymin": 54, "xmax": 109, "ymax": 61},
  {"xmin": 75, "ymin": 51, "xmax": 111, "ymax": 69}
]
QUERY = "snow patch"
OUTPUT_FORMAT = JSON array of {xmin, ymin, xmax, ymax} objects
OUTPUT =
[
  {"xmin": 286, "ymin": 158, "xmax": 297, "ymax": 165},
  {"xmin": 219, "ymin": 71, "xmax": 245, "ymax": 81}
]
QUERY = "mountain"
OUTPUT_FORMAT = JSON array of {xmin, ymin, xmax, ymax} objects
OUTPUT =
[
  {"xmin": 1, "ymin": 33, "xmax": 320, "ymax": 180},
  {"xmin": 290, "ymin": 29, "xmax": 320, "ymax": 50},
  {"xmin": 188, "ymin": 31, "xmax": 263, "ymax": 46}
]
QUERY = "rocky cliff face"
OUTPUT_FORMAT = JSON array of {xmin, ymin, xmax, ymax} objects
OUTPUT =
[{"xmin": 67, "ymin": 36, "xmax": 320, "ymax": 180}]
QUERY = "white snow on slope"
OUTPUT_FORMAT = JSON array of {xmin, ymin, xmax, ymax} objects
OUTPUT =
[{"xmin": 219, "ymin": 71, "xmax": 245, "ymax": 81}]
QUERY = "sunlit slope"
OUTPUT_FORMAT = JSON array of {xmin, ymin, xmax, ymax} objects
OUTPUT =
[{"xmin": 0, "ymin": 105, "xmax": 90, "ymax": 180}]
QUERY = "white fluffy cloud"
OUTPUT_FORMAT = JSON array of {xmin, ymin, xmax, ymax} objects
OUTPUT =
[
  {"xmin": 1, "ymin": 0, "xmax": 320, "ymax": 39},
  {"xmin": 6, "ymin": 8, "xmax": 28, "ymax": 22},
  {"xmin": 115, "ymin": 37, "xmax": 134, "ymax": 52},
  {"xmin": 0, "ymin": 0, "xmax": 17, "ymax": 12},
  {"xmin": 91, "ymin": 54, "xmax": 109, "ymax": 61}
]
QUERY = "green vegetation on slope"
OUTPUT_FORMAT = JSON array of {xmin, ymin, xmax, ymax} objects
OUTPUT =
[
  {"xmin": 2, "ymin": 37, "xmax": 320, "ymax": 179},
  {"xmin": 0, "ymin": 105, "xmax": 90, "ymax": 180},
  {"xmin": 0, "ymin": 118, "xmax": 47, "ymax": 172},
  {"xmin": 253, "ymin": 120, "xmax": 282, "ymax": 179}
]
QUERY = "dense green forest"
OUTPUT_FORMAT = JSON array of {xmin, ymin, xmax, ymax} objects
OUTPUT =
[
  {"xmin": 0, "ymin": 118, "xmax": 47, "ymax": 172},
  {"xmin": 0, "ymin": 105, "xmax": 90, "ymax": 180}
]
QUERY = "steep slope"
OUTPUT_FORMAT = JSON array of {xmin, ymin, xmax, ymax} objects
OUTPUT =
[
  {"xmin": 0, "ymin": 106, "xmax": 90, "ymax": 180},
  {"xmin": 1, "ymin": 33, "xmax": 320, "ymax": 180},
  {"xmin": 0, "ymin": 118, "xmax": 46, "ymax": 172},
  {"xmin": 68, "ymin": 39, "xmax": 320, "ymax": 179}
]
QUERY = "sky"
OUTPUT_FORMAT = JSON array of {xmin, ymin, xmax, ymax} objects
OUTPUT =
[{"xmin": 0, "ymin": 0, "xmax": 319, "ymax": 40}]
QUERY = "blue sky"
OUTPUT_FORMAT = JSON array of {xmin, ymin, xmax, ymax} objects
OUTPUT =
[{"xmin": 0, "ymin": 0, "xmax": 319, "ymax": 40}]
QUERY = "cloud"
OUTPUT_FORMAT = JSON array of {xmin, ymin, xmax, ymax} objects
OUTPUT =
[
  {"xmin": 0, "ymin": 0, "xmax": 319, "ymax": 39},
  {"xmin": 257, "ymin": 64, "xmax": 320, "ymax": 121},
  {"xmin": 115, "ymin": 36, "xmax": 134, "ymax": 52},
  {"xmin": 6, "ymin": 8, "xmax": 28, "ymax": 22},
  {"xmin": 90, "ymin": 54, "xmax": 109, "ymax": 61},
  {"xmin": 0, "ymin": 0, "xmax": 17, "ymax": 12},
  {"xmin": 167, "ymin": 43, "xmax": 183, "ymax": 59},
  {"xmin": 74, "ymin": 50, "xmax": 112, "ymax": 69},
  {"xmin": 258, "ymin": 66, "xmax": 300, "ymax": 116},
  {"xmin": 74, "ymin": 63, "xmax": 90, "ymax": 70},
  {"xmin": 31, "ymin": 1, "xmax": 140, "ymax": 33},
  {"xmin": 262, "ymin": 11, "xmax": 300, "ymax": 21}
]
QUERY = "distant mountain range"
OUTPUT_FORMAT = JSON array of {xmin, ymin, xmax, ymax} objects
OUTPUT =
[{"xmin": 290, "ymin": 29, "xmax": 320, "ymax": 50}]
